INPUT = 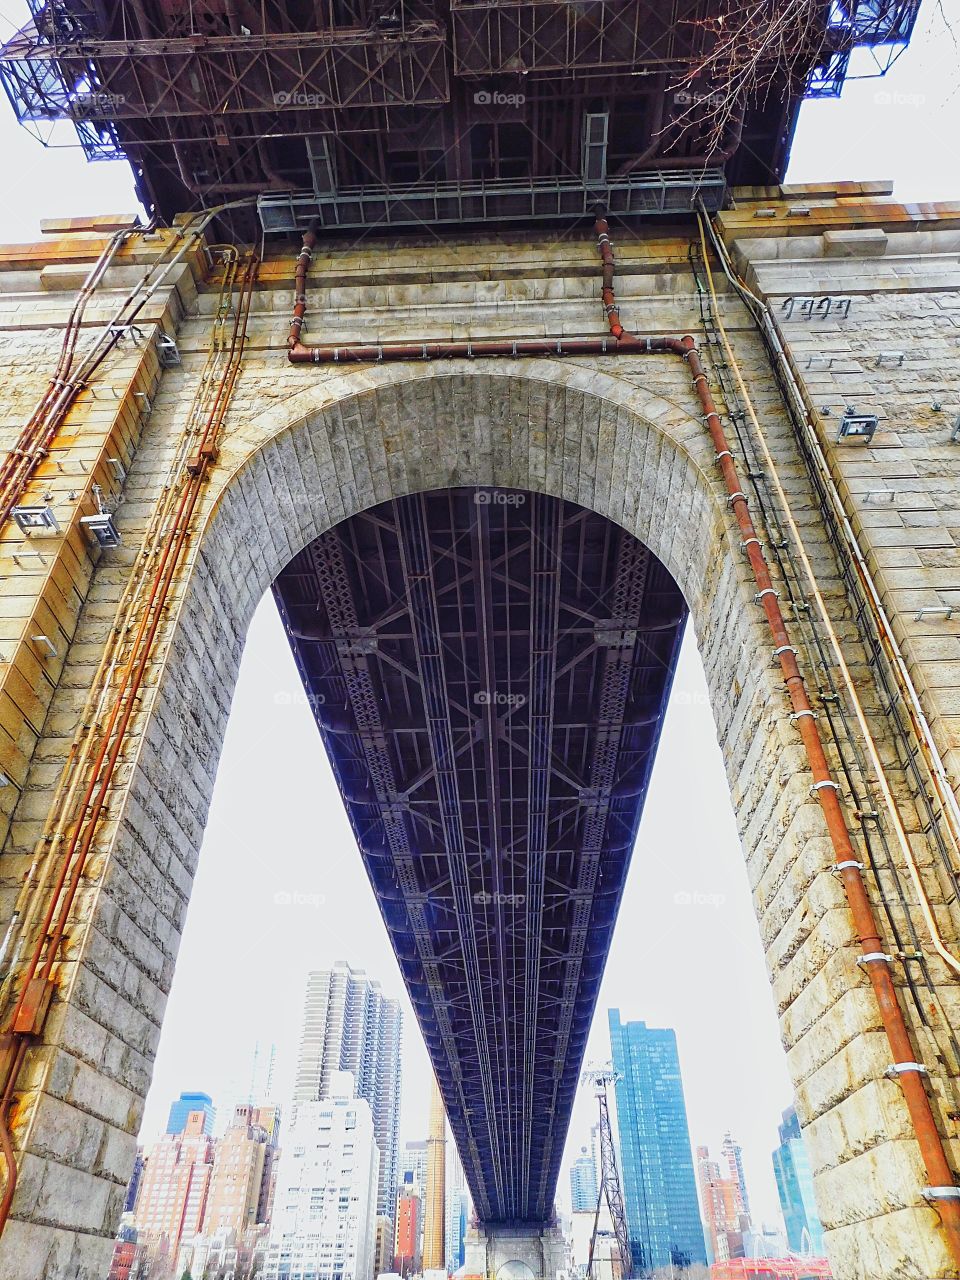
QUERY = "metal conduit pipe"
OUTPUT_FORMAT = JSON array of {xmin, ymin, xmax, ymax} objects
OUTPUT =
[
  {"xmin": 698, "ymin": 205, "xmax": 960, "ymax": 862},
  {"xmin": 0, "ymin": 248, "xmax": 259, "ymax": 1238},
  {"xmin": 692, "ymin": 210, "xmax": 960, "ymax": 984},
  {"xmin": 286, "ymin": 217, "xmax": 960, "ymax": 1263},
  {"xmin": 0, "ymin": 251, "xmax": 245, "ymax": 993},
  {"xmin": 0, "ymin": 202, "xmax": 246, "ymax": 532},
  {"xmin": 0, "ymin": 224, "xmax": 136, "ymax": 521}
]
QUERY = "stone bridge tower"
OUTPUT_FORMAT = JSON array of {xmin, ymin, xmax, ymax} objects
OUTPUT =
[{"xmin": 0, "ymin": 183, "xmax": 958, "ymax": 1280}]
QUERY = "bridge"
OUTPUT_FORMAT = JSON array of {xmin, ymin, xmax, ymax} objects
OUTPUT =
[
  {"xmin": 0, "ymin": 0, "xmax": 956, "ymax": 1268},
  {"xmin": 273, "ymin": 489, "xmax": 686, "ymax": 1227}
]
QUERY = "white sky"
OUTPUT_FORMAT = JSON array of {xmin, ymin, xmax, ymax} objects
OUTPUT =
[{"xmin": 1, "ymin": 0, "xmax": 959, "ymax": 1233}]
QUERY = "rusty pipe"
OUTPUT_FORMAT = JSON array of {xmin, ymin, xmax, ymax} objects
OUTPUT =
[
  {"xmin": 288, "ymin": 224, "xmax": 319, "ymax": 351},
  {"xmin": 0, "ymin": 254, "xmax": 259, "ymax": 1242},
  {"xmin": 285, "ymin": 219, "xmax": 960, "ymax": 1266},
  {"xmin": 596, "ymin": 216, "xmax": 624, "ymax": 339}
]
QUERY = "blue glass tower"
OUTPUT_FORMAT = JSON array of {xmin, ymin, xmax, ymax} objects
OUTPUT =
[
  {"xmin": 165, "ymin": 1090, "xmax": 215, "ymax": 1135},
  {"xmin": 608, "ymin": 1011, "xmax": 707, "ymax": 1273},
  {"xmin": 772, "ymin": 1106, "xmax": 825, "ymax": 1254}
]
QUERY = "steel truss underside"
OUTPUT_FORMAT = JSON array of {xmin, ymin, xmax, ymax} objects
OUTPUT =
[{"xmin": 273, "ymin": 488, "xmax": 686, "ymax": 1227}]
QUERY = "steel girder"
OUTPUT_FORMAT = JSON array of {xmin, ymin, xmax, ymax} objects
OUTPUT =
[{"xmin": 273, "ymin": 487, "xmax": 686, "ymax": 1227}]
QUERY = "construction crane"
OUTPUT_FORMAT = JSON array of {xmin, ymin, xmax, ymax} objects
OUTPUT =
[{"xmin": 580, "ymin": 1065, "xmax": 633, "ymax": 1280}]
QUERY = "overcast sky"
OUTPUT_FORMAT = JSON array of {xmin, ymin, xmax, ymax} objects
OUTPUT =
[{"xmin": 1, "ymin": 0, "xmax": 959, "ymax": 1234}]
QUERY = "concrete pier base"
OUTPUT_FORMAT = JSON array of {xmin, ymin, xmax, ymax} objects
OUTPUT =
[{"xmin": 463, "ymin": 1224, "xmax": 567, "ymax": 1280}]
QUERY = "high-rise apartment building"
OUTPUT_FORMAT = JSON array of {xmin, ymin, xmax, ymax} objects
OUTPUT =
[
  {"xmin": 608, "ymin": 1011, "xmax": 706, "ymax": 1272},
  {"xmin": 696, "ymin": 1143, "xmax": 749, "ymax": 1263},
  {"xmin": 294, "ymin": 962, "xmax": 403, "ymax": 1223},
  {"xmin": 203, "ymin": 1103, "xmax": 279, "ymax": 1234},
  {"xmin": 395, "ymin": 1191, "xmax": 421, "ymax": 1273},
  {"xmin": 772, "ymin": 1107, "xmax": 825, "ymax": 1255},
  {"xmin": 263, "ymin": 1072, "xmax": 380, "ymax": 1280},
  {"xmin": 400, "ymin": 1140, "xmax": 428, "ymax": 1194},
  {"xmin": 722, "ymin": 1132, "xmax": 750, "ymax": 1219},
  {"xmin": 134, "ymin": 1109, "xmax": 215, "ymax": 1258},
  {"xmin": 166, "ymin": 1091, "xmax": 215, "ymax": 1136},
  {"xmin": 445, "ymin": 1133, "xmax": 469, "ymax": 1272},
  {"xmin": 570, "ymin": 1145, "xmax": 599, "ymax": 1214}
]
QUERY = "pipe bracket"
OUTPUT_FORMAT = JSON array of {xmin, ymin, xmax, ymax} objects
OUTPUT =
[
  {"xmin": 774, "ymin": 645, "xmax": 798, "ymax": 658},
  {"xmin": 832, "ymin": 860, "xmax": 864, "ymax": 874},
  {"xmin": 790, "ymin": 709, "xmax": 817, "ymax": 723},
  {"xmin": 885, "ymin": 1062, "xmax": 928, "ymax": 1078},
  {"xmin": 924, "ymin": 1187, "xmax": 960, "ymax": 1201},
  {"xmin": 727, "ymin": 491, "xmax": 747, "ymax": 506},
  {"xmin": 858, "ymin": 952, "xmax": 894, "ymax": 966},
  {"xmin": 754, "ymin": 588, "xmax": 779, "ymax": 603}
]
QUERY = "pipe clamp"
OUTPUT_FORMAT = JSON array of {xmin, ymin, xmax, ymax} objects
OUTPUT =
[
  {"xmin": 858, "ymin": 952, "xmax": 893, "ymax": 966},
  {"xmin": 833, "ymin": 860, "xmax": 864, "ymax": 874},
  {"xmin": 755, "ymin": 588, "xmax": 779, "ymax": 602},
  {"xmin": 924, "ymin": 1187, "xmax": 960, "ymax": 1201},
  {"xmin": 790, "ymin": 709, "xmax": 817, "ymax": 723},
  {"xmin": 885, "ymin": 1062, "xmax": 928, "ymax": 1078},
  {"xmin": 810, "ymin": 779, "xmax": 839, "ymax": 793},
  {"xmin": 774, "ymin": 645, "xmax": 798, "ymax": 657},
  {"xmin": 727, "ymin": 491, "xmax": 747, "ymax": 506}
]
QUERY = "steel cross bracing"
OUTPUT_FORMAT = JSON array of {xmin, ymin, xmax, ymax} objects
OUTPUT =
[
  {"xmin": 449, "ymin": 0, "xmax": 705, "ymax": 77},
  {"xmin": 273, "ymin": 488, "xmax": 686, "ymax": 1226},
  {"xmin": 0, "ymin": 21, "xmax": 450, "ymax": 120},
  {"xmin": 0, "ymin": 0, "xmax": 920, "ymax": 223}
]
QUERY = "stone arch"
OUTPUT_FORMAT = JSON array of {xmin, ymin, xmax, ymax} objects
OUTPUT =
[{"xmin": 1, "ymin": 360, "xmax": 933, "ymax": 1279}]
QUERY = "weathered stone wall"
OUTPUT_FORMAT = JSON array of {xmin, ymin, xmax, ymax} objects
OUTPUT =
[{"xmin": 0, "ymin": 189, "xmax": 958, "ymax": 1279}]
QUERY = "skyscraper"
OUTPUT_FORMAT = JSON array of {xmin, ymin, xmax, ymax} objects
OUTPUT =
[
  {"xmin": 570, "ymin": 1146, "xmax": 599, "ymax": 1213},
  {"xmin": 395, "ymin": 1190, "xmax": 421, "ymax": 1274},
  {"xmin": 294, "ymin": 962, "xmax": 403, "ymax": 1223},
  {"xmin": 203, "ymin": 1104, "xmax": 279, "ymax": 1234},
  {"xmin": 166, "ymin": 1091, "xmax": 216, "ymax": 1135},
  {"xmin": 608, "ymin": 1011, "xmax": 707, "ymax": 1272},
  {"xmin": 263, "ymin": 1072, "xmax": 380, "ymax": 1280},
  {"xmin": 696, "ymin": 1143, "xmax": 749, "ymax": 1262},
  {"xmin": 772, "ymin": 1107, "xmax": 825, "ymax": 1255},
  {"xmin": 134, "ymin": 1109, "xmax": 215, "ymax": 1260},
  {"xmin": 445, "ymin": 1133, "xmax": 470, "ymax": 1272},
  {"xmin": 722, "ymin": 1132, "xmax": 750, "ymax": 1219},
  {"xmin": 400, "ymin": 1140, "xmax": 429, "ymax": 1194}
]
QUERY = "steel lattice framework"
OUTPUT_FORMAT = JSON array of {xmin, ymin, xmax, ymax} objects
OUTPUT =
[
  {"xmin": 272, "ymin": 488, "xmax": 686, "ymax": 1225},
  {"xmin": 0, "ymin": 0, "xmax": 921, "ymax": 229}
]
